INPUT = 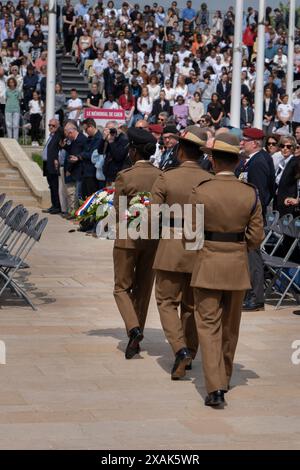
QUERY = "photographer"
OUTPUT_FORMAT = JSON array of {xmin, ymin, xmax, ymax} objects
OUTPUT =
[{"xmin": 98, "ymin": 121, "xmax": 129, "ymax": 186}]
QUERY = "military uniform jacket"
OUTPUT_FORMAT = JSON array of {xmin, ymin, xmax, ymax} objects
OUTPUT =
[
  {"xmin": 114, "ymin": 160, "xmax": 161, "ymax": 249},
  {"xmin": 190, "ymin": 173, "xmax": 265, "ymax": 290},
  {"xmin": 151, "ymin": 161, "xmax": 212, "ymax": 273}
]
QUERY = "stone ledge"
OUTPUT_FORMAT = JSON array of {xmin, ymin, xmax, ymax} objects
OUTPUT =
[{"xmin": 0, "ymin": 138, "xmax": 50, "ymax": 209}]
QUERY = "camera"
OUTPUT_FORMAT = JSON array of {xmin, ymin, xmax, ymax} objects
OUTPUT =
[{"xmin": 109, "ymin": 128, "xmax": 117, "ymax": 135}]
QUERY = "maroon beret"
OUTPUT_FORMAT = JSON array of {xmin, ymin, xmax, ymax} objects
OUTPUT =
[
  {"xmin": 149, "ymin": 124, "xmax": 163, "ymax": 134},
  {"xmin": 243, "ymin": 128, "xmax": 265, "ymax": 140}
]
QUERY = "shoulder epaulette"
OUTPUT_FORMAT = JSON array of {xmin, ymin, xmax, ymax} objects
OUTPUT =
[
  {"xmin": 162, "ymin": 166, "xmax": 177, "ymax": 173},
  {"xmin": 195, "ymin": 177, "xmax": 214, "ymax": 188}
]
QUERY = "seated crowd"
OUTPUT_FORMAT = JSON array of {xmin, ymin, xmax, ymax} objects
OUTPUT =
[{"xmin": 0, "ymin": 1, "xmax": 300, "ymax": 143}]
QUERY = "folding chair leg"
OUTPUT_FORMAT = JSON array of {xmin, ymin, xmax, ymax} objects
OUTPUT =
[
  {"xmin": 0, "ymin": 270, "xmax": 37, "ymax": 311},
  {"xmin": 276, "ymin": 269, "xmax": 300, "ymax": 310}
]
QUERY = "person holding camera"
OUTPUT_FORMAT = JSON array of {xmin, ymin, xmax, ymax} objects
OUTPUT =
[{"xmin": 97, "ymin": 121, "xmax": 129, "ymax": 186}]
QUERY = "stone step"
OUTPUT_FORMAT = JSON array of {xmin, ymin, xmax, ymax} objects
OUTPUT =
[
  {"xmin": 0, "ymin": 185, "xmax": 34, "ymax": 196},
  {"xmin": 61, "ymin": 62, "xmax": 78, "ymax": 69},
  {"xmin": 62, "ymin": 76, "xmax": 88, "ymax": 84},
  {"xmin": 62, "ymin": 81, "xmax": 89, "ymax": 89},
  {"xmin": 9, "ymin": 195, "xmax": 38, "ymax": 207},
  {"xmin": 62, "ymin": 70, "xmax": 84, "ymax": 78},
  {"xmin": 0, "ymin": 177, "xmax": 27, "ymax": 188},
  {"xmin": 0, "ymin": 166, "xmax": 20, "ymax": 174},
  {"xmin": 0, "ymin": 161, "xmax": 12, "ymax": 169}
]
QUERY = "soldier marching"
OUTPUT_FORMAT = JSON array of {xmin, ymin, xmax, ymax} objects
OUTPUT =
[{"xmin": 112, "ymin": 126, "xmax": 264, "ymax": 407}]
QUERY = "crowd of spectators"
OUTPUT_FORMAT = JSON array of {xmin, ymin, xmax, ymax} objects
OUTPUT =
[
  {"xmin": 0, "ymin": 1, "xmax": 300, "ymax": 144},
  {"xmin": 63, "ymin": 0, "xmax": 300, "ymax": 133}
]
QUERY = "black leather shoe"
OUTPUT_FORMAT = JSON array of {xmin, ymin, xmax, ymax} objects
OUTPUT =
[
  {"xmin": 125, "ymin": 327, "xmax": 143, "ymax": 359},
  {"xmin": 171, "ymin": 347, "xmax": 192, "ymax": 380},
  {"xmin": 243, "ymin": 301, "xmax": 265, "ymax": 311},
  {"xmin": 42, "ymin": 207, "xmax": 54, "ymax": 213},
  {"xmin": 49, "ymin": 208, "xmax": 61, "ymax": 214},
  {"xmin": 205, "ymin": 390, "xmax": 225, "ymax": 407}
]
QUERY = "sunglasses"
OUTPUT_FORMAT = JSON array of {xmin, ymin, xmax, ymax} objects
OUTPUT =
[
  {"xmin": 48, "ymin": 124, "xmax": 56, "ymax": 127},
  {"xmin": 280, "ymin": 144, "xmax": 293, "ymax": 149},
  {"xmin": 267, "ymin": 142, "xmax": 278, "ymax": 146}
]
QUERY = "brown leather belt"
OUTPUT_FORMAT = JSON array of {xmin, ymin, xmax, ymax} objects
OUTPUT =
[{"xmin": 205, "ymin": 231, "xmax": 245, "ymax": 242}]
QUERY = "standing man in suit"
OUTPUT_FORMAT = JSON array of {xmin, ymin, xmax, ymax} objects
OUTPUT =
[
  {"xmin": 81, "ymin": 118, "xmax": 103, "ymax": 199},
  {"xmin": 151, "ymin": 91, "xmax": 171, "ymax": 123},
  {"xmin": 151, "ymin": 127, "xmax": 211, "ymax": 380},
  {"xmin": 113, "ymin": 128, "xmax": 161, "ymax": 359},
  {"xmin": 42, "ymin": 118, "xmax": 63, "ymax": 214},
  {"xmin": 63, "ymin": 122, "xmax": 87, "ymax": 213},
  {"xmin": 238, "ymin": 128, "xmax": 275, "ymax": 311},
  {"xmin": 216, "ymin": 73, "xmax": 231, "ymax": 119},
  {"xmin": 275, "ymin": 135, "xmax": 300, "ymax": 216},
  {"xmin": 190, "ymin": 133, "xmax": 264, "ymax": 406},
  {"xmin": 159, "ymin": 125, "xmax": 179, "ymax": 170}
]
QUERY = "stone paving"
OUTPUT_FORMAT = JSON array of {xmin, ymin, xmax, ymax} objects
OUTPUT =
[{"xmin": 0, "ymin": 214, "xmax": 299, "ymax": 450}]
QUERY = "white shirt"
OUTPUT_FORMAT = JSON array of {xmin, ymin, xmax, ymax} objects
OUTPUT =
[
  {"xmin": 271, "ymin": 151, "xmax": 284, "ymax": 172},
  {"xmin": 292, "ymin": 98, "xmax": 300, "ymax": 122},
  {"xmin": 277, "ymin": 103, "xmax": 293, "ymax": 119},
  {"xmin": 67, "ymin": 98, "xmax": 83, "ymax": 119},
  {"xmin": 103, "ymin": 100, "xmax": 119, "ymax": 109},
  {"xmin": 163, "ymin": 87, "xmax": 176, "ymax": 106},
  {"xmin": 103, "ymin": 50, "xmax": 118, "ymax": 62},
  {"xmin": 177, "ymin": 49, "xmax": 190, "ymax": 65},
  {"xmin": 174, "ymin": 85, "xmax": 188, "ymax": 100},
  {"xmin": 29, "ymin": 99, "xmax": 43, "ymax": 114},
  {"xmin": 0, "ymin": 78, "xmax": 6, "ymax": 105},
  {"xmin": 147, "ymin": 84, "xmax": 161, "ymax": 101},
  {"xmin": 93, "ymin": 58, "xmax": 108, "ymax": 75},
  {"xmin": 276, "ymin": 154, "xmax": 294, "ymax": 186},
  {"xmin": 137, "ymin": 96, "xmax": 153, "ymax": 115}
]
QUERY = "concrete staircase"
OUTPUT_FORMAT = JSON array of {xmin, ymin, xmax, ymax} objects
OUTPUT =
[
  {"xmin": 61, "ymin": 56, "xmax": 90, "ymax": 101},
  {"xmin": 0, "ymin": 148, "xmax": 39, "ymax": 207}
]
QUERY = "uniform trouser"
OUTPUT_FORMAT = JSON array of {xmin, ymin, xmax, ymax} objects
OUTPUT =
[
  {"xmin": 194, "ymin": 288, "xmax": 245, "ymax": 394},
  {"xmin": 155, "ymin": 270, "xmax": 198, "ymax": 358},
  {"xmin": 113, "ymin": 241, "xmax": 158, "ymax": 334},
  {"xmin": 248, "ymin": 249, "xmax": 265, "ymax": 304},
  {"xmin": 59, "ymin": 167, "xmax": 68, "ymax": 213}
]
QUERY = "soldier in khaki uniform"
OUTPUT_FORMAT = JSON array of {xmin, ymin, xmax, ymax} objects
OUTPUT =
[
  {"xmin": 151, "ymin": 126, "xmax": 212, "ymax": 380},
  {"xmin": 113, "ymin": 128, "xmax": 161, "ymax": 359},
  {"xmin": 190, "ymin": 133, "xmax": 265, "ymax": 407}
]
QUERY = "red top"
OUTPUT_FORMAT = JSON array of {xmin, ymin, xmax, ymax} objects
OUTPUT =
[
  {"xmin": 243, "ymin": 27, "xmax": 256, "ymax": 47},
  {"xmin": 119, "ymin": 94, "xmax": 135, "ymax": 111}
]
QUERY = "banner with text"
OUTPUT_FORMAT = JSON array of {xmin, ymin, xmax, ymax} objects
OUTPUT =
[{"xmin": 83, "ymin": 108, "xmax": 125, "ymax": 127}]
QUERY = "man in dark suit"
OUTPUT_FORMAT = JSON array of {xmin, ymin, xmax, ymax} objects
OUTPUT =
[
  {"xmin": 63, "ymin": 121, "xmax": 87, "ymax": 213},
  {"xmin": 103, "ymin": 59, "xmax": 116, "ymax": 100},
  {"xmin": 159, "ymin": 125, "xmax": 179, "ymax": 170},
  {"xmin": 81, "ymin": 118, "xmax": 103, "ymax": 199},
  {"xmin": 240, "ymin": 97, "xmax": 254, "ymax": 129},
  {"xmin": 42, "ymin": 118, "xmax": 63, "ymax": 214},
  {"xmin": 151, "ymin": 91, "xmax": 171, "ymax": 122},
  {"xmin": 238, "ymin": 128, "xmax": 275, "ymax": 311},
  {"xmin": 216, "ymin": 73, "xmax": 231, "ymax": 116},
  {"xmin": 274, "ymin": 136, "xmax": 300, "ymax": 216},
  {"xmin": 98, "ymin": 121, "xmax": 129, "ymax": 185},
  {"xmin": 263, "ymin": 87, "xmax": 277, "ymax": 134}
]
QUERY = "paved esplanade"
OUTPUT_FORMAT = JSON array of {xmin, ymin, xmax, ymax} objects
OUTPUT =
[{"xmin": 0, "ymin": 215, "xmax": 299, "ymax": 449}]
